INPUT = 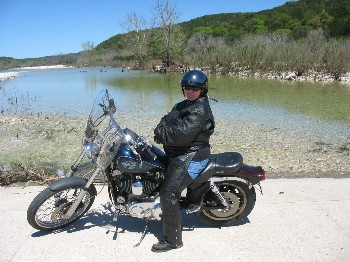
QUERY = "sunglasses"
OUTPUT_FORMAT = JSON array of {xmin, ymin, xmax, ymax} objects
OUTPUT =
[{"xmin": 184, "ymin": 86, "xmax": 201, "ymax": 91}]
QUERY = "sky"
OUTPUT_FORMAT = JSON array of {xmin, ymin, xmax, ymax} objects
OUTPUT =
[{"xmin": 0, "ymin": 0, "xmax": 290, "ymax": 59}]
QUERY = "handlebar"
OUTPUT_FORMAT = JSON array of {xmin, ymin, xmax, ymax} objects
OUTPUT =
[
  {"xmin": 143, "ymin": 146, "xmax": 157, "ymax": 161},
  {"xmin": 124, "ymin": 131, "xmax": 157, "ymax": 161},
  {"xmin": 138, "ymin": 136, "xmax": 157, "ymax": 160}
]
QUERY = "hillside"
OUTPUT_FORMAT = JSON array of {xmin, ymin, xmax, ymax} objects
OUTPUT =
[
  {"xmin": 98, "ymin": 0, "xmax": 350, "ymax": 49},
  {"xmin": 0, "ymin": 53, "xmax": 81, "ymax": 70},
  {"xmin": 181, "ymin": 0, "xmax": 349, "ymax": 38}
]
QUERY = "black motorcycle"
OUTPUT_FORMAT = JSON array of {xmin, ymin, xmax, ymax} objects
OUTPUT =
[{"xmin": 27, "ymin": 89, "xmax": 265, "ymax": 239}]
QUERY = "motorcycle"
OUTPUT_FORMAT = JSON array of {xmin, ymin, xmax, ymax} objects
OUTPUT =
[{"xmin": 27, "ymin": 89, "xmax": 265, "ymax": 242}]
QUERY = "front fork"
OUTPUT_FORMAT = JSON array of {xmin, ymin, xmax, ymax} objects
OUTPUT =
[
  {"xmin": 66, "ymin": 148, "xmax": 87, "ymax": 177},
  {"xmin": 64, "ymin": 167, "xmax": 101, "ymax": 218}
]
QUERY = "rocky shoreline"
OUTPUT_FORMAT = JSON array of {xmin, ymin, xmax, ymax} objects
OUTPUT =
[
  {"xmin": 0, "ymin": 71, "xmax": 20, "ymax": 81},
  {"xmin": 0, "ymin": 65, "xmax": 70, "ymax": 82},
  {"xmin": 1, "ymin": 113, "xmax": 349, "ymax": 186},
  {"xmin": 233, "ymin": 70, "xmax": 350, "ymax": 83},
  {"xmin": 1, "ymin": 65, "xmax": 350, "ymax": 84}
]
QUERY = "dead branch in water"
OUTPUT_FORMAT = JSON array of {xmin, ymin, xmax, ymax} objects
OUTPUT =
[{"xmin": 0, "ymin": 163, "xmax": 60, "ymax": 186}]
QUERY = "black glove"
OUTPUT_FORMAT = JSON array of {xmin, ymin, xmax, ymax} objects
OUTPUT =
[{"xmin": 154, "ymin": 117, "xmax": 165, "ymax": 144}]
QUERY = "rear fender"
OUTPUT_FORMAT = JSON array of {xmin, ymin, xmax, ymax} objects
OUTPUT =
[
  {"xmin": 208, "ymin": 168, "xmax": 265, "ymax": 186},
  {"xmin": 238, "ymin": 164, "xmax": 266, "ymax": 185},
  {"xmin": 48, "ymin": 177, "xmax": 88, "ymax": 192},
  {"xmin": 210, "ymin": 176, "xmax": 252, "ymax": 188}
]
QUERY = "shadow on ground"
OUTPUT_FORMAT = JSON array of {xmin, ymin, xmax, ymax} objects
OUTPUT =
[{"xmin": 31, "ymin": 202, "xmax": 250, "ymax": 245}]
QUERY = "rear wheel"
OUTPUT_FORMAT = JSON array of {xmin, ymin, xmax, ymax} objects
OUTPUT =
[
  {"xmin": 27, "ymin": 184, "xmax": 96, "ymax": 231},
  {"xmin": 195, "ymin": 181, "xmax": 256, "ymax": 227}
]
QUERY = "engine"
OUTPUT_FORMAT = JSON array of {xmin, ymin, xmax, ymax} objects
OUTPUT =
[
  {"xmin": 126, "ymin": 196, "xmax": 162, "ymax": 220},
  {"xmin": 111, "ymin": 173, "xmax": 163, "ymax": 220}
]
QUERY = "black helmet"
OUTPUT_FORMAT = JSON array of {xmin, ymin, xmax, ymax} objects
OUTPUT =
[{"xmin": 180, "ymin": 70, "xmax": 208, "ymax": 95}]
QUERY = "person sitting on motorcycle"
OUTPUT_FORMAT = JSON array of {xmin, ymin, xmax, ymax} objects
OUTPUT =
[{"xmin": 152, "ymin": 69, "xmax": 215, "ymax": 252}]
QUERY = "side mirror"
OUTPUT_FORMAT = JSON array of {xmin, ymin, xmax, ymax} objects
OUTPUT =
[{"xmin": 109, "ymin": 99, "xmax": 116, "ymax": 114}]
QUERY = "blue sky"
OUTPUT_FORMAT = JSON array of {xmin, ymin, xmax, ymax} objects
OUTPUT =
[{"xmin": 0, "ymin": 0, "xmax": 290, "ymax": 59}]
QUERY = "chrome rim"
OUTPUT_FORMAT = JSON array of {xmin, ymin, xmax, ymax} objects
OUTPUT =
[{"xmin": 35, "ymin": 188, "xmax": 91, "ymax": 229}]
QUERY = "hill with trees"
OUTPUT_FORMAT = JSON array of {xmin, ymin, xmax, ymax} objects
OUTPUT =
[
  {"xmin": 180, "ymin": 0, "xmax": 349, "ymax": 39},
  {"xmin": 92, "ymin": 0, "xmax": 350, "ymax": 81},
  {"xmin": 97, "ymin": 0, "xmax": 349, "ymax": 52}
]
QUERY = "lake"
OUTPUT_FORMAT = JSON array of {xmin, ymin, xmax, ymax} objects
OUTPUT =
[{"xmin": 1, "ymin": 67, "xmax": 350, "ymax": 140}]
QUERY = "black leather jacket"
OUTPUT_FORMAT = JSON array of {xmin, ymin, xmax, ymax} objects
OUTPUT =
[{"xmin": 154, "ymin": 96, "xmax": 215, "ymax": 158}]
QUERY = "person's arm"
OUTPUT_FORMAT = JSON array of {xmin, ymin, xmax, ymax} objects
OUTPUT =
[{"xmin": 155, "ymin": 104, "xmax": 207, "ymax": 146}]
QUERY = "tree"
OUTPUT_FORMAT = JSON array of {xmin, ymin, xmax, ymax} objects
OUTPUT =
[
  {"xmin": 81, "ymin": 41, "xmax": 95, "ymax": 65},
  {"xmin": 186, "ymin": 33, "xmax": 225, "ymax": 53},
  {"xmin": 120, "ymin": 12, "xmax": 149, "ymax": 68},
  {"xmin": 212, "ymin": 25, "xmax": 229, "ymax": 36},
  {"xmin": 194, "ymin": 26, "xmax": 213, "ymax": 35},
  {"xmin": 81, "ymin": 41, "xmax": 95, "ymax": 52},
  {"xmin": 328, "ymin": 0, "xmax": 350, "ymax": 36},
  {"xmin": 150, "ymin": 0, "xmax": 185, "ymax": 68},
  {"xmin": 244, "ymin": 17, "xmax": 268, "ymax": 34}
]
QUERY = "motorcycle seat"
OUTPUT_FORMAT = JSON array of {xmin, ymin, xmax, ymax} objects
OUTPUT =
[
  {"xmin": 212, "ymin": 152, "xmax": 243, "ymax": 173},
  {"xmin": 193, "ymin": 152, "xmax": 243, "ymax": 183}
]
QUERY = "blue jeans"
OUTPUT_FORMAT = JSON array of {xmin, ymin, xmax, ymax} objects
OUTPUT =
[{"xmin": 187, "ymin": 159, "xmax": 209, "ymax": 180}]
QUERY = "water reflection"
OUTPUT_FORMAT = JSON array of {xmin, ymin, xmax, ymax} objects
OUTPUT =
[
  {"xmin": 1, "ymin": 67, "xmax": 350, "ymax": 126},
  {"xmin": 102, "ymin": 70, "xmax": 350, "ymax": 123}
]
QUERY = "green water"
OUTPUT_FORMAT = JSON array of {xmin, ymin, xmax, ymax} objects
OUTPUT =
[
  {"xmin": 106, "ymin": 72, "xmax": 350, "ymax": 123},
  {"xmin": 1, "ymin": 67, "xmax": 349, "ymax": 127}
]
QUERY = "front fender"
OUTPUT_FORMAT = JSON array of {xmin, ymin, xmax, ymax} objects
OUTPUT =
[{"xmin": 48, "ymin": 177, "xmax": 88, "ymax": 192}]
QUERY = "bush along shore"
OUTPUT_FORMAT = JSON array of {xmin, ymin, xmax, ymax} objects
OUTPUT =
[{"xmin": 1, "ymin": 113, "xmax": 349, "ymax": 186}]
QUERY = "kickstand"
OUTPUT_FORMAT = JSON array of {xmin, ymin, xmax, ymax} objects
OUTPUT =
[
  {"xmin": 134, "ymin": 220, "xmax": 149, "ymax": 247},
  {"xmin": 113, "ymin": 210, "xmax": 120, "ymax": 222}
]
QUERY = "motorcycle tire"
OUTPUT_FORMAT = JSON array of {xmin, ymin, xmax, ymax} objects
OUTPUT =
[
  {"xmin": 195, "ymin": 181, "xmax": 256, "ymax": 227},
  {"xmin": 27, "ymin": 184, "xmax": 97, "ymax": 231}
]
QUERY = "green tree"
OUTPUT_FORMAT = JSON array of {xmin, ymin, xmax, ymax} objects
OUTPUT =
[
  {"xmin": 194, "ymin": 26, "xmax": 213, "ymax": 35},
  {"xmin": 328, "ymin": 0, "xmax": 350, "ymax": 36},
  {"xmin": 244, "ymin": 17, "xmax": 268, "ymax": 34},
  {"xmin": 266, "ymin": 12, "xmax": 292, "ymax": 31},
  {"xmin": 212, "ymin": 25, "xmax": 229, "ymax": 36},
  {"xmin": 287, "ymin": 18, "xmax": 301, "ymax": 30}
]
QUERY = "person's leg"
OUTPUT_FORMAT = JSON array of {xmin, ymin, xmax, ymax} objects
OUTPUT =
[{"xmin": 152, "ymin": 155, "xmax": 193, "ymax": 252}]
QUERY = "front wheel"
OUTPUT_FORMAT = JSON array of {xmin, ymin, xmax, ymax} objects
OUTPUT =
[
  {"xmin": 195, "ymin": 181, "xmax": 256, "ymax": 227},
  {"xmin": 27, "ymin": 184, "xmax": 97, "ymax": 231}
]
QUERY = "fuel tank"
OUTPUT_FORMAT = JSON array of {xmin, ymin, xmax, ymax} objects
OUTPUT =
[{"xmin": 115, "ymin": 144, "xmax": 167, "ymax": 173}]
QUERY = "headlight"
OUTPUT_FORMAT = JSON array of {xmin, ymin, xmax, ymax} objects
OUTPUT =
[
  {"xmin": 84, "ymin": 142, "xmax": 100, "ymax": 159},
  {"xmin": 125, "ymin": 134, "xmax": 132, "ymax": 142}
]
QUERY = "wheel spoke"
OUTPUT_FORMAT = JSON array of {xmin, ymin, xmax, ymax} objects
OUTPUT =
[{"xmin": 34, "ymin": 188, "xmax": 92, "ymax": 229}]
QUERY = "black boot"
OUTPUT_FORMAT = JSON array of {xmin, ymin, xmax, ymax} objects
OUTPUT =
[{"xmin": 151, "ymin": 238, "xmax": 183, "ymax": 253}]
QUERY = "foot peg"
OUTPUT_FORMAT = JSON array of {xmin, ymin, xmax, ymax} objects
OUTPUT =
[{"xmin": 186, "ymin": 204, "xmax": 201, "ymax": 214}]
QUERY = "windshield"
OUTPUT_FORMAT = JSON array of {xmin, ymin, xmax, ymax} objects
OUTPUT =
[{"xmin": 84, "ymin": 89, "xmax": 116, "ymax": 140}]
